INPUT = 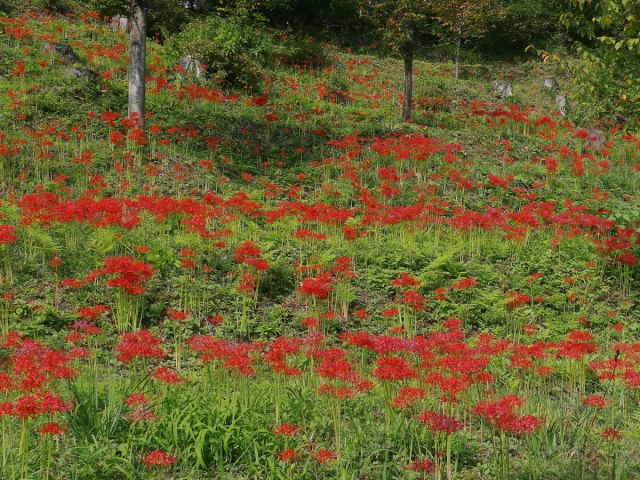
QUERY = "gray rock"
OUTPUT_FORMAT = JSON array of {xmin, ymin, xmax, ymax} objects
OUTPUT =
[
  {"xmin": 493, "ymin": 80, "xmax": 514, "ymax": 100},
  {"xmin": 178, "ymin": 55, "xmax": 205, "ymax": 80},
  {"xmin": 585, "ymin": 128, "xmax": 606, "ymax": 148},
  {"xmin": 543, "ymin": 78, "xmax": 559, "ymax": 90},
  {"xmin": 555, "ymin": 95, "xmax": 567, "ymax": 116},
  {"xmin": 64, "ymin": 67, "xmax": 98, "ymax": 81},
  {"xmin": 44, "ymin": 43, "xmax": 79, "ymax": 63},
  {"xmin": 110, "ymin": 15, "xmax": 129, "ymax": 32}
]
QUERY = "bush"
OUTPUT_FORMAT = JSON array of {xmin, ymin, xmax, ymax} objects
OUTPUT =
[
  {"xmin": 271, "ymin": 34, "xmax": 327, "ymax": 67},
  {"xmin": 0, "ymin": 0, "xmax": 83, "ymax": 15},
  {"xmin": 478, "ymin": 0, "xmax": 564, "ymax": 56},
  {"xmin": 165, "ymin": 15, "xmax": 271, "ymax": 88}
]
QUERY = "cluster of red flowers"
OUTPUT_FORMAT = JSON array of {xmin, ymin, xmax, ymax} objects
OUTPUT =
[
  {"xmin": 116, "ymin": 330, "xmax": 166, "ymax": 363},
  {"xmin": 86, "ymin": 256, "xmax": 155, "ymax": 295},
  {"xmin": 474, "ymin": 395, "xmax": 541, "ymax": 434},
  {"xmin": 142, "ymin": 450, "xmax": 177, "ymax": 468}
]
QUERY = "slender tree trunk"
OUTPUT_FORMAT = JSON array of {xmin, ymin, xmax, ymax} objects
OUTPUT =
[
  {"xmin": 402, "ymin": 49, "xmax": 413, "ymax": 121},
  {"xmin": 128, "ymin": 0, "xmax": 146, "ymax": 128},
  {"xmin": 455, "ymin": 35, "xmax": 461, "ymax": 80}
]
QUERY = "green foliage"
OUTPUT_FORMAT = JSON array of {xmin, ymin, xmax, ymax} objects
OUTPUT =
[
  {"xmin": 272, "ymin": 35, "xmax": 327, "ymax": 67},
  {"xmin": 561, "ymin": 0, "xmax": 640, "ymax": 124},
  {"xmin": 481, "ymin": 0, "xmax": 564, "ymax": 55},
  {"xmin": 165, "ymin": 15, "xmax": 271, "ymax": 87},
  {"xmin": 0, "ymin": 0, "xmax": 83, "ymax": 15},
  {"xmin": 358, "ymin": 0, "xmax": 436, "ymax": 56}
]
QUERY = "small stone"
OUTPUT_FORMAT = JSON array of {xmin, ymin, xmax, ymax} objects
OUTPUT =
[
  {"xmin": 110, "ymin": 15, "xmax": 129, "ymax": 32},
  {"xmin": 584, "ymin": 128, "xmax": 606, "ymax": 148},
  {"xmin": 555, "ymin": 95, "xmax": 567, "ymax": 116},
  {"xmin": 543, "ymin": 78, "xmax": 558, "ymax": 90},
  {"xmin": 44, "ymin": 43, "xmax": 79, "ymax": 63},
  {"xmin": 178, "ymin": 55, "xmax": 205, "ymax": 80},
  {"xmin": 492, "ymin": 81, "xmax": 514, "ymax": 100},
  {"xmin": 64, "ymin": 67, "xmax": 98, "ymax": 81}
]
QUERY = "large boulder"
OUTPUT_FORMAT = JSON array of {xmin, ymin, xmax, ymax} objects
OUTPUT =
[
  {"xmin": 493, "ymin": 81, "xmax": 514, "ymax": 100},
  {"xmin": 44, "ymin": 43, "xmax": 79, "ymax": 63}
]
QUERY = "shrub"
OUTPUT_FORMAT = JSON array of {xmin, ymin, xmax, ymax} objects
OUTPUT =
[{"xmin": 165, "ymin": 15, "xmax": 271, "ymax": 88}]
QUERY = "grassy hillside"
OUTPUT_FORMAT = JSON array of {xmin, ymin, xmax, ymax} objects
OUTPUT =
[{"xmin": 0, "ymin": 11, "xmax": 638, "ymax": 480}]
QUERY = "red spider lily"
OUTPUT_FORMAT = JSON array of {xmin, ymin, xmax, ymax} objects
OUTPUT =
[
  {"xmin": 417, "ymin": 410, "xmax": 463, "ymax": 436},
  {"xmin": 584, "ymin": 395, "xmax": 606, "ymax": 409},
  {"xmin": 39, "ymin": 422, "xmax": 68, "ymax": 436},
  {"xmin": 314, "ymin": 449, "xmax": 336, "ymax": 464},
  {"xmin": 166, "ymin": 309, "xmax": 190, "ymax": 321},
  {"xmin": 265, "ymin": 337, "xmax": 303, "ymax": 376},
  {"xmin": 125, "ymin": 393, "xmax": 149, "ymax": 406},
  {"xmin": 408, "ymin": 457, "xmax": 435, "ymax": 473},
  {"xmin": 451, "ymin": 277, "xmax": 477, "ymax": 290},
  {"xmin": 238, "ymin": 272, "xmax": 257, "ymax": 293},
  {"xmin": 89, "ymin": 256, "xmax": 154, "ymax": 295},
  {"xmin": 6, "ymin": 392, "xmax": 72, "ymax": 419},
  {"xmin": 10, "ymin": 341, "xmax": 76, "ymax": 389},
  {"xmin": 142, "ymin": 450, "xmax": 176, "ymax": 468},
  {"xmin": 274, "ymin": 423, "xmax": 300, "ymax": 436},
  {"xmin": 400, "ymin": 290, "xmax": 426, "ymax": 310},
  {"xmin": 277, "ymin": 448, "xmax": 298, "ymax": 462},
  {"xmin": 116, "ymin": 330, "xmax": 166, "ymax": 363},
  {"xmin": 234, "ymin": 241, "xmax": 269, "ymax": 271},
  {"xmin": 207, "ymin": 314, "xmax": 223, "ymax": 325},
  {"xmin": 391, "ymin": 386, "xmax": 426, "ymax": 409},
  {"xmin": 78, "ymin": 304, "xmax": 109, "ymax": 320},
  {"xmin": 299, "ymin": 272, "xmax": 333, "ymax": 300},
  {"xmin": 0, "ymin": 225, "xmax": 17, "ymax": 244},
  {"xmin": 374, "ymin": 356, "xmax": 416, "ymax": 382},
  {"xmin": 488, "ymin": 173, "xmax": 514, "ymax": 188},
  {"xmin": 474, "ymin": 395, "xmax": 541, "ymax": 434},
  {"xmin": 247, "ymin": 93, "xmax": 269, "ymax": 107},
  {"xmin": 152, "ymin": 366, "xmax": 183, "ymax": 384},
  {"xmin": 187, "ymin": 336, "xmax": 258, "ymax": 376},
  {"xmin": 506, "ymin": 291, "xmax": 530, "ymax": 308},
  {"xmin": 602, "ymin": 428, "xmax": 623, "ymax": 442},
  {"xmin": 62, "ymin": 278, "xmax": 84, "ymax": 289}
]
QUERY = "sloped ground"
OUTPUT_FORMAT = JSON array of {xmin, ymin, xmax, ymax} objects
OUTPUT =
[{"xmin": 0, "ymin": 11, "xmax": 638, "ymax": 480}]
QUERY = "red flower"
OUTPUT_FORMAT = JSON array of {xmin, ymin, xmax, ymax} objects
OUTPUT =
[
  {"xmin": 409, "ymin": 457, "xmax": 435, "ymax": 473},
  {"xmin": 314, "ymin": 449, "xmax": 336, "ymax": 464},
  {"xmin": 391, "ymin": 386, "xmax": 425, "ymax": 409},
  {"xmin": 0, "ymin": 225, "xmax": 17, "ymax": 244},
  {"xmin": 299, "ymin": 272, "xmax": 333, "ymax": 299},
  {"xmin": 152, "ymin": 366, "xmax": 183, "ymax": 384},
  {"xmin": 392, "ymin": 272, "xmax": 421, "ymax": 288},
  {"xmin": 584, "ymin": 395, "xmax": 606, "ymax": 409},
  {"xmin": 374, "ymin": 356, "xmax": 416, "ymax": 382},
  {"xmin": 277, "ymin": 448, "xmax": 298, "ymax": 462},
  {"xmin": 116, "ymin": 330, "xmax": 166, "ymax": 363},
  {"xmin": 451, "ymin": 277, "xmax": 477, "ymax": 290},
  {"xmin": 602, "ymin": 428, "xmax": 622, "ymax": 442},
  {"xmin": 39, "ymin": 422, "xmax": 68, "ymax": 436},
  {"xmin": 142, "ymin": 450, "xmax": 176, "ymax": 468},
  {"xmin": 417, "ymin": 410, "xmax": 463, "ymax": 434},
  {"xmin": 274, "ymin": 423, "xmax": 299, "ymax": 436},
  {"xmin": 474, "ymin": 395, "xmax": 541, "ymax": 434}
]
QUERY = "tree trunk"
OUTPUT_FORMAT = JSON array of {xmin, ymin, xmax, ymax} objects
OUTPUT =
[
  {"xmin": 455, "ymin": 35, "xmax": 461, "ymax": 80},
  {"xmin": 128, "ymin": 0, "xmax": 146, "ymax": 128},
  {"xmin": 402, "ymin": 50, "xmax": 413, "ymax": 121}
]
